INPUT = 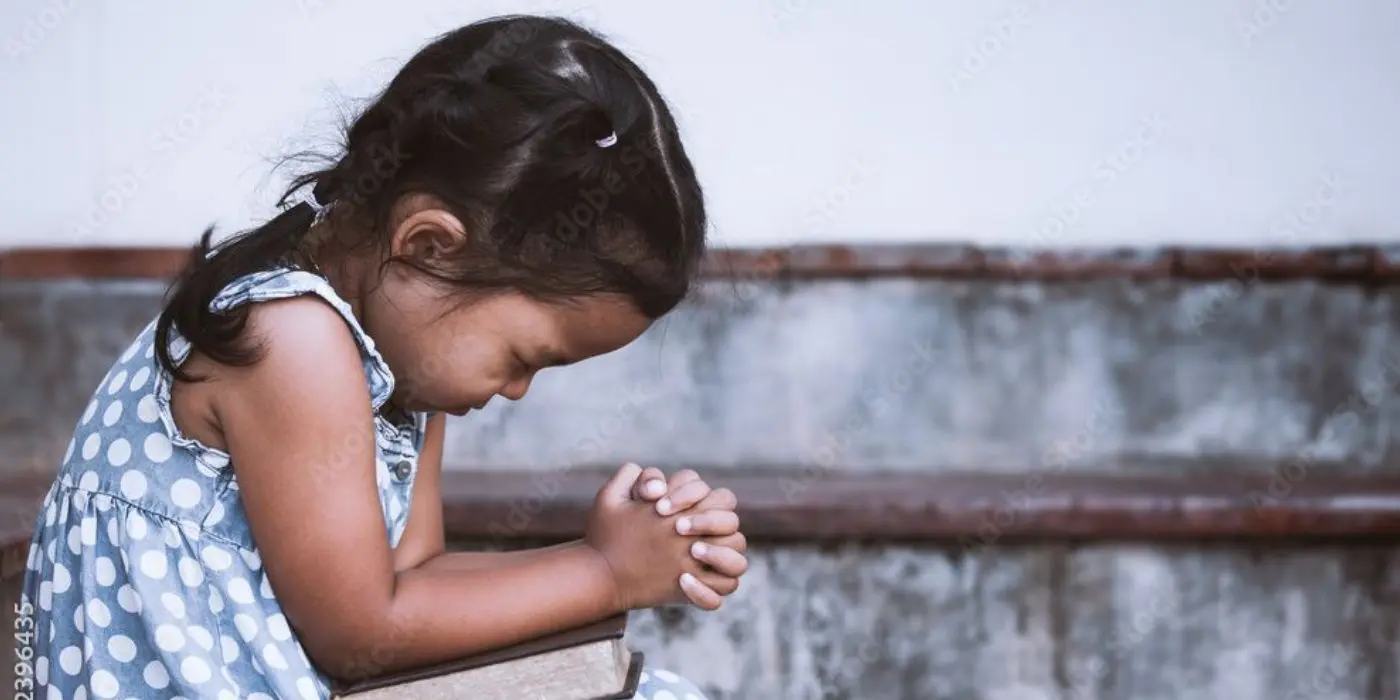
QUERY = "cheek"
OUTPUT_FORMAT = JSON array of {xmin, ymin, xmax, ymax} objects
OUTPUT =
[
  {"xmin": 414, "ymin": 337, "xmax": 516, "ymax": 401},
  {"xmin": 460, "ymin": 343, "xmax": 518, "ymax": 387}
]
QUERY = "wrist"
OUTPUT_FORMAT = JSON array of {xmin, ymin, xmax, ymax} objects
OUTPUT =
[{"xmin": 576, "ymin": 542, "xmax": 627, "ymax": 616}]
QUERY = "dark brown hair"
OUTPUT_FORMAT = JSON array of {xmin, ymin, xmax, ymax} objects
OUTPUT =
[{"xmin": 155, "ymin": 14, "xmax": 706, "ymax": 381}]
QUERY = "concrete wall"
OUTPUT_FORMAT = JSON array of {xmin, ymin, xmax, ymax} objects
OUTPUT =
[
  {"xmin": 5, "ymin": 273, "xmax": 1399, "ymax": 698},
  {"xmin": 9, "ymin": 275, "xmax": 1400, "ymax": 478},
  {"xmin": 610, "ymin": 542, "xmax": 1400, "ymax": 700},
  {"xmin": 3, "ymin": 0, "xmax": 1399, "ymax": 250}
]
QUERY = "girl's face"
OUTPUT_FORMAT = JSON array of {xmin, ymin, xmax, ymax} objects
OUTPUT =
[
  {"xmin": 365, "ymin": 284, "xmax": 651, "ymax": 415},
  {"xmin": 337, "ymin": 196, "xmax": 654, "ymax": 415}
]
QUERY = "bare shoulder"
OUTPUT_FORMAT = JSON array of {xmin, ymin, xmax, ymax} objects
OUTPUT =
[
  {"xmin": 212, "ymin": 294, "xmax": 371, "ymax": 414},
  {"xmin": 170, "ymin": 294, "xmax": 372, "ymax": 453},
  {"xmin": 197, "ymin": 292, "xmax": 380, "ymax": 474}
]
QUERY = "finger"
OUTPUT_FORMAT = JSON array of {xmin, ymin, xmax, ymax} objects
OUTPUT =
[
  {"xmin": 706, "ymin": 531, "xmax": 748, "ymax": 555},
  {"xmin": 675, "ymin": 510, "xmax": 739, "ymax": 537},
  {"xmin": 693, "ymin": 487, "xmax": 738, "ymax": 512},
  {"xmin": 630, "ymin": 467, "xmax": 668, "ymax": 502},
  {"xmin": 690, "ymin": 541, "xmax": 748, "ymax": 579},
  {"xmin": 657, "ymin": 479, "xmax": 711, "ymax": 516},
  {"xmin": 694, "ymin": 569, "xmax": 740, "ymax": 598},
  {"xmin": 679, "ymin": 572, "xmax": 723, "ymax": 611},
  {"xmin": 667, "ymin": 469, "xmax": 700, "ymax": 491},
  {"xmin": 598, "ymin": 462, "xmax": 644, "ymax": 506}
]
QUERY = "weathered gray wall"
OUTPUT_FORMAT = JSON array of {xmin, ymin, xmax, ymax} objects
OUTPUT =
[
  {"xmin": 8, "ymin": 277, "xmax": 1400, "ymax": 476},
  {"xmin": 447, "ymin": 278, "xmax": 1400, "ymax": 475},
  {"xmin": 604, "ymin": 542, "xmax": 1400, "ymax": 700},
  {"xmin": 4, "ymin": 275, "xmax": 1400, "ymax": 699}
]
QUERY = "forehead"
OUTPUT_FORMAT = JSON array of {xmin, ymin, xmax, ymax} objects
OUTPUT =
[{"xmin": 490, "ymin": 293, "xmax": 652, "ymax": 358}]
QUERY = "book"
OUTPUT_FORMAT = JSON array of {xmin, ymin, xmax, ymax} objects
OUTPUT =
[{"xmin": 328, "ymin": 613, "xmax": 642, "ymax": 700}]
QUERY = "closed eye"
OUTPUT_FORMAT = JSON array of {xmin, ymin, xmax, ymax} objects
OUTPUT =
[{"xmin": 519, "ymin": 349, "xmax": 574, "ymax": 372}]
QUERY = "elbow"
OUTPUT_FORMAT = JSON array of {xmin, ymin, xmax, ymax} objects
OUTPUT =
[
  {"xmin": 304, "ymin": 631, "xmax": 393, "ymax": 683},
  {"xmin": 298, "ymin": 609, "xmax": 402, "ymax": 683}
]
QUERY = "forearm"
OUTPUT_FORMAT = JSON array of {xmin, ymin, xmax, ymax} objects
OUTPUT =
[
  {"xmin": 416, "ymin": 539, "xmax": 584, "ymax": 573},
  {"xmin": 331, "ymin": 541, "xmax": 620, "ymax": 679}
]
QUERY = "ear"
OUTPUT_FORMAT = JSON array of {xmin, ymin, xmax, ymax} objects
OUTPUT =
[{"xmin": 389, "ymin": 204, "xmax": 468, "ymax": 266}]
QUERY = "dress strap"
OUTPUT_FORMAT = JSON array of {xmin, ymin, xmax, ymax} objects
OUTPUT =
[{"xmin": 205, "ymin": 267, "xmax": 397, "ymax": 410}]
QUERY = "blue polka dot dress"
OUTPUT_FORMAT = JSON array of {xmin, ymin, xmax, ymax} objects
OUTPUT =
[{"xmin": 19, "ymin": 267, "xmax": 709, "ymax": 699}]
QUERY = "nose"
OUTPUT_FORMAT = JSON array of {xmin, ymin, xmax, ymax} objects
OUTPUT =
[{"xmin": 498, "ymin": 374, "xmax": 533, "ymax": 401}]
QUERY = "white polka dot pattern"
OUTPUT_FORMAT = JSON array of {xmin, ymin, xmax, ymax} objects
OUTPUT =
[
  {"xmin": 15, "ymin": 269, "xmax": 485, "ymax": 699},
  {"xmin": 629, "ymin": 668, "xmax": 712, "ymax": 700}
]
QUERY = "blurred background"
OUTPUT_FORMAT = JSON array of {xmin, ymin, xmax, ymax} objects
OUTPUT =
[{"xmin": 3, "ymin": 1, "xmax": 1400, "ymax": 698}]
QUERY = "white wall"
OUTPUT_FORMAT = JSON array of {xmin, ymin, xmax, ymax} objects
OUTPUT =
[{"xmin": 1, "ymin": 0, "xmax": 1397, "ymax": 250}]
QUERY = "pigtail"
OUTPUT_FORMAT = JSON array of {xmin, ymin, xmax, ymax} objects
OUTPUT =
[{"xmin": 153, "ymin": 183, "xmax": 326, "ymax": 383}]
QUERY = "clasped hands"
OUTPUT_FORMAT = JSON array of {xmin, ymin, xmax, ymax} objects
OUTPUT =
[{"xmin": 619, "ymin": 463, "xmax": 748, "ymax": 610}]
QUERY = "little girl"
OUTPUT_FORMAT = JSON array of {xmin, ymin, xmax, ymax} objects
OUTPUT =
[{"xmin": 20, "ymin": 14, "xmax": 748, "ymax": 700}]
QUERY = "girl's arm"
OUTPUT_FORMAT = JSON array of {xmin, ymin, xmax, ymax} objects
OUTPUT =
[
  {"xmin": 391, "ymin": 413, "xmax": 581, "ymax": 573},
  {"xmin": 393, "ymin": 418, "xmax": 741, "ymax": 579},
  {"xmin": 214, "ymin": 299, "xmax": 627, "ymax": 679}
]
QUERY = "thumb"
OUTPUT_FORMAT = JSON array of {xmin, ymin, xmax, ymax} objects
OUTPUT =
[{"xmin": 598, "ymin": 462, "xmax": 644, "ymax": 505}]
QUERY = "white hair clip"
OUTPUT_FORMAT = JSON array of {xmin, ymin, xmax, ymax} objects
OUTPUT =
[
  {"xmin": 596, "ymin": 131, "xmax": 618, "ymax": 148},
  {"xmin": 300, "ymin": 191, "xmax": 331, "ymax": 224}
]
